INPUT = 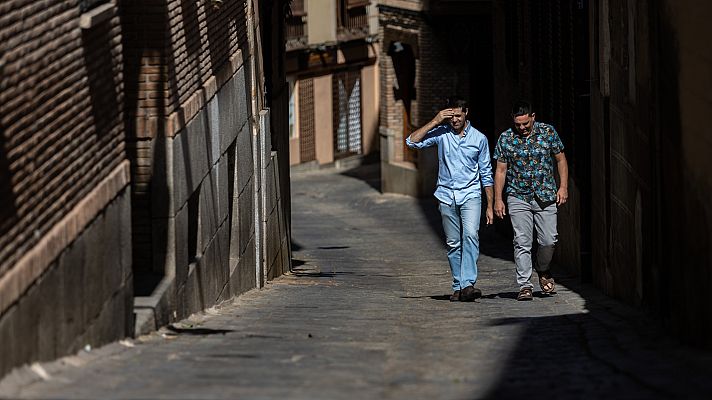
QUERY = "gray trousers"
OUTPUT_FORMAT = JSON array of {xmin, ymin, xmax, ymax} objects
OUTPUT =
[{"xmin": 507, "ymin": 196, "xmax": 558, "ymax": 289}]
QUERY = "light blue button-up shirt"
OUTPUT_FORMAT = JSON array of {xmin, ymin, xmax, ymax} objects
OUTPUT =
[{"xmin": 406, "ymin": 122, "xmax": 494, "ymax": 206}]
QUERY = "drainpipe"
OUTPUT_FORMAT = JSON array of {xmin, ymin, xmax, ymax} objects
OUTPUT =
[{"xmin": 247, "ymin": 0, "xmax": 263, "ymax": 288}]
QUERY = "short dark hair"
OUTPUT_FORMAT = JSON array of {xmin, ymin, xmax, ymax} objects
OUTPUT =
[
  {"xmin": 511, "ymin": 101, "xmax": 533, "ymax": 117},
  {"xmin": 446, "ymin": 97, "xmax": 469, "ymax": 111}
]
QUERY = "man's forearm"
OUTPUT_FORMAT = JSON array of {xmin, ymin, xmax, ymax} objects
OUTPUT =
[
  {"xmin": 494, "ymin": 171, "xmax": 506, "ymax": 201},
  {"xmin": 484, "ymin": 186, "xmax": 494, "ymax": 208},
  {"xmin": 408, "ymin": 117, "xmax": 440, "ymax": 143},
  {"xmin": 557, "ymin": 158, "xmax": 569, "ymax": 189}
]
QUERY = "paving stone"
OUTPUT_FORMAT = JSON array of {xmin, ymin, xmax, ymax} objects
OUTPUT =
[{"xmin": 1, "ymin": 163, "xmax": 712, "ymax": 399}]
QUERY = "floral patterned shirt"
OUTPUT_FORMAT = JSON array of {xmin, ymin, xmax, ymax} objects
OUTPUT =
[{"xmin": 493, "ymin": 122, "xmax": 564, "ymax": 203}]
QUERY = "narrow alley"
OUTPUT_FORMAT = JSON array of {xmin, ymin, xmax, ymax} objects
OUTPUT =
[{"xmin": 2, "ymin": 164, "xmax": 710, "ymax": 399}]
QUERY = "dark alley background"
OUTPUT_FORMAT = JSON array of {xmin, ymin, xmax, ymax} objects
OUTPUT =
[{"xmin": 1, "ymin": 0, "xmax": 712, "ymax": 396}]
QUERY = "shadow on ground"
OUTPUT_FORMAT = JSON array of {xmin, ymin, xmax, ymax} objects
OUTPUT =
[
  {"xmin": 479, "ymin": 293, "xmax": 711, "ymax": 398},
  {"xmin": 336, "ymin": 159, "xmax": 712, "ymax": 398},
  {"xmin": 165, "ymin": 325, "xmax": 234, "ymax": 336}
]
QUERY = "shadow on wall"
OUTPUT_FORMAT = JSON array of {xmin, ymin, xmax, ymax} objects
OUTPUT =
[
  {"xmin": 656, "ymin": 11, "xmax": 712, "ymax": 348},
  {"xmin": 0, "ymin": 55, "xmax": 18, "ymax": 268},
  {"xmin": 388, "ymin": 41, "xmax": 416, "ymax": 127},
  {"xmin": 119, "ymin": 0, "xmax": 170, "ymax": 297},
  {"xmin": 0, "ymin": 124, "xmax": 17, "ymax": 237},
  {"xmin": 81, "ymin": 22, "xmax": 120, "ymax": 139},
  {"xmin": 205, "ymin": 1, "xmax": 234, "ymax": 77},
  {"xmin": 179, "ymin": 0, "xmax": 250, "ymax": 100},
  {"xmin": 180, "ymin": 0, "xmax": 202, "ymax": 91}
]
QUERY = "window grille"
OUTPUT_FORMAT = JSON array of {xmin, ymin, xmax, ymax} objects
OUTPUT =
[
  {"xmin": 298, "ymin": 78, "xmax": 316, "ymax": 162},
  {"xmin": 333, "ymin": 70, "xmax": 362, "ymax": 158},
  {"xmin": 337, "ymin": 0, "xmax": 370, "ymax": 41}
]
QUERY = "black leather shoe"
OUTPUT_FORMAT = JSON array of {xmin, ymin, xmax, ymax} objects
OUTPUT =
[
  {"xmin": 449, "ymin": 290, "xmax": 460, "ymax": 302},
  {"xmin": 460, "ymin": 285, "xmax": 482, "ymax": 302}
]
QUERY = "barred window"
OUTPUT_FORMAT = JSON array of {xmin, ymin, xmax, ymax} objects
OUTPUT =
[{"xmin": 338, "ymin": 0, "xmax": 370, "ymax": 29}]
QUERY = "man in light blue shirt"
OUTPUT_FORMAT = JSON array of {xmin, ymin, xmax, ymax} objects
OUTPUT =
[{"xmin": 406, "ymin": 98, "xmax": 494, "ymax": 302}]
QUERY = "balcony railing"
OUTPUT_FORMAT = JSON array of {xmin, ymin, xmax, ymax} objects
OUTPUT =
[
  {"xmin": 286, "ymin": 0, "xmax": 307, "ymax": 51},
  {"xmin": 337, "ymin": 2, "xmax": 370, "ymax": 42},
  {"xmin": 286, "ymin": 18, "xmax": 304, "ymax": 39},
  {"xmin": 286, "ymin": 16, "xmax": 307, "ymax": 50}
]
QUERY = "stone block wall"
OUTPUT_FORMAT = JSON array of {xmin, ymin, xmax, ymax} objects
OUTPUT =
[
  {"xmin": 0, "ymin": 188, "xmax": 133, "ymax": 376},
  {"xmin": 0, "ymin": 0, "xmax": 132, "ymax": 377},
  {"xmin": 589, "ymin": 0, "xmax": 712, "ymax": 348},
  {"xmin": 124, "ymin": 0, "xmax": 290, "ymax": 334},
  {"xmin": 121, "ymin": 0, "xmax": 250, "ymax": 281}
]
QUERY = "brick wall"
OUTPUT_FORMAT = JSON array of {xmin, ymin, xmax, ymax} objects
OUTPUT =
[
  {"xmin": 415, "ymin": 19, "xmax": 469, "ymax": 130},
  {"xmin": 379, "ymin": 4, "xmax": 485, "ymax": 196},
  {"xmin": 121, "ymin": 0, "xmax": 166, "ymax": 280},
  {"xmin": 122, "ymin": 0, "xmax": 250, "ymax": 280},
  {"xmin": 0, "ymin": 0, "xmax": 133, "ymax": 377},
  {"xmin": 379, "ymin": 7, "xmax": 414, "ymax": 149},
  {"xmin": 167, "ymin": 0, "xmax": 249, "ymax": 108},
  {"xmin": 0, "ymin": 0, "xmax": 125, "ymax": 280},
  {"xmin": 378, "ymin": 5, "xmax": 439, "ymax": 196},
  {"xmin": 122, "ymin": 0, "xmax": 249, "ymax": 117}
]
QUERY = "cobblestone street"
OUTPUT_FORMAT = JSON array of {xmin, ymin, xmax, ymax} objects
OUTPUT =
[{"xmin": 1, "ymin": 163, "xmax": 711, "ymax": 399}]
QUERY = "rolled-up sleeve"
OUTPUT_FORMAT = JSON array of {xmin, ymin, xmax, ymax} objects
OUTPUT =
[
  {"xmin": 549, "ymin": 126, "xmax": 565, "ymax": 154},
  {"xmin": 492, "ymin": 133, "xmax": 507, "ymax": 163},
  {"xmin": 406, "ymin": 126, "xmax": 444, "ymax": 149},
  {"xmin": 478, "ymin": 135, "xmax": 494, "ymax": 187}
]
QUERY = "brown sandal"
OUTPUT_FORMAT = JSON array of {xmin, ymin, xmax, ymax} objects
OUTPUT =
[
  {"xmin": 538, "ymin": 272, "xmax": 555, "ymax": 294},
  {"xmin": 517, "ymin": 287, "xmax": 533, "ymax": 301}
]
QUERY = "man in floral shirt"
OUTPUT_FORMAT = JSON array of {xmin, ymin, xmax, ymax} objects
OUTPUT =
[{"xmin": 493, "ymin": 101, "xmax": 569, "ymax": 301}]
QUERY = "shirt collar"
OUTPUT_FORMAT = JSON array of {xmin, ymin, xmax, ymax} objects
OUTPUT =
[
  {"xmin": 531, "ymin": 122, "xmax": 541, "ymax": 136},
  {"xmin": 451, "ymin": 121, "xmax": 471, "ymax": 136},
  {"xmin": 512, "ymin": 122, "xmax": 539, "ymax": 138}
]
